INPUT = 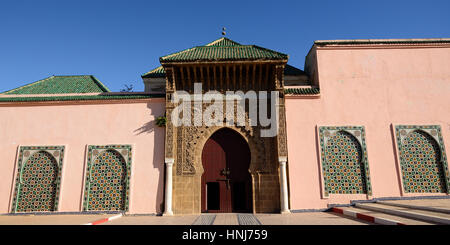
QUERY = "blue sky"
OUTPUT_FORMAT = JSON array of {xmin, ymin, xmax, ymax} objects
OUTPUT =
[{"xmin": 1, "ymin": 0, "xmax": 449, "ymax": 92}]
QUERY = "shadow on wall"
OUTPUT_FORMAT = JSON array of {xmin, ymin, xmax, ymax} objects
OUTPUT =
[
  {"xmin": 314, "ymin": 126, "xmax": 324, "ymax": 198},
  {"xmin": 390, "ymin": 124, "xmax": 403, "ymax": 195},
  {"xmin": 7, "ymin": 147, "xmax": 21, "ymax": 213},
  {"xmin": 134, "ymin": 102, "xmax": 166, "ymax": 214},
  {"xmin": 134, "ymin": 121, "xmax": 156, "ymax": 135}
]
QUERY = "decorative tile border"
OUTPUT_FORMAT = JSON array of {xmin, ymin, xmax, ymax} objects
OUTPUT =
[
  {"xmin": 82, "ymin": 145, "xmax": 132, "ymax": 212},
  {"xmin": 319, "ymin": 126, "xmax": 372, "ymax": 197},
  {"xmin": 394, "ymin": 125, "xmax": 449, "ymax": 194},
  {"xmin": 11, "ymin": 145, "xmax": 65, "ymax": 213}
]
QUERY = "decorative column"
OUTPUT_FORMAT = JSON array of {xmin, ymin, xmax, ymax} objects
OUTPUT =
[
  {"xmin": 163, "ymin": 158, "xmax": 174, "ymax": 216},
  {"xmin": 163, "ymin": 66, "xmax": 175, "ymax": 216},
  {"xmin": 279, "ymin": 156, "xmax": 290, "ymax": 214}
]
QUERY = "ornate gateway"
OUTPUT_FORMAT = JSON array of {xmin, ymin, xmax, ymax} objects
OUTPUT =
[{"xmin": 156, "ymin": 37, "xmax": 291, "ymax": 214}]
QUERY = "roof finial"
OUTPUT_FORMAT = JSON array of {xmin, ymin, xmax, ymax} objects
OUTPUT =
[{"xmin": 222, "ymin": 27, "xmax": 226, "ymax": 36}]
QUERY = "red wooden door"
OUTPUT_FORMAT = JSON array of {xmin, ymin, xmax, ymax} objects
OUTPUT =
[{"xmin": 201, "ymin": 128, "xmax": 252, "ymax": 213}]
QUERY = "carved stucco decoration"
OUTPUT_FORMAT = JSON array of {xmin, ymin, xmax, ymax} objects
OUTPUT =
[{"xmin": 173, "ymin": 100, "xmax": 277, "ymax": 176}]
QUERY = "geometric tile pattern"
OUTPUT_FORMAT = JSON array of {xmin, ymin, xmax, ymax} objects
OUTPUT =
[
  {"xmin": 11, "ymin": 146, "xmax": 65, "ymax": 213},
  {"xmin": 83, "ymin": 145, "xmax": 132, "ymax": 212},
  {"xmin": 319, "ymin": 126, "xmax": 372, "ymax": 197},
  {"xmin": 395, "ymin": 125, "xmax": 449, "ymax": 193}
]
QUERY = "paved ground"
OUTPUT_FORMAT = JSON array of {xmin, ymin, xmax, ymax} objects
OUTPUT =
[
  {"xmin": 0, "ymin": 214, "xmax": 115, "ymax": 225},
  {"xmin": 256, "ymin": 212, "xmax": 371, "ymax": 225},
  {"xmin": 0, "ymin": 212, "xmax": 370, "ymax": 225},
  {"xmin": 103, "ymin": 212, "xmax": 370, "ymax": 225},
  {"xmin": 212, "ymin": 213, "xmax": 240, "ymax": 225},
  {"xmin": 1, "ymin": 198, "xmax": 447, "ymax": 225},
  {"xmin": 103, "ymin": 214, "xmax": 199, "ymax": 225}
]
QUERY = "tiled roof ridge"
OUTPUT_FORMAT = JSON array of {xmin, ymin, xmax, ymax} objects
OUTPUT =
[
  {"xmin": 249, "ymin": 45, "xmax": 289, "ymax": 58},
  {"xmin": 205, "ymin": 37, "xmax": 241, "ymax": 46},
  {"xmin": 141, "ymin": 66, "xmax": 165, "ymax": 78},
  {"xmin": 51, "ymin": 74, "xmax": 91, "ymax": 77},
  {"xmin": 159, "ymin": 46, "xmax": 197, "ymax": 62},
  {"xmin": 146, "ymin": 66, "xmax": 164, "ymax": 73},
  {"xmin": 191, "ymin": 44, "xmax": 285, "ymax": 49},
  {"xmin": 89, "ymin": 75, "xmax": 111, "ymax": 92},
  {"xmin": 158, "ymin": 37, "xmax": 237, "ymax": 62}
]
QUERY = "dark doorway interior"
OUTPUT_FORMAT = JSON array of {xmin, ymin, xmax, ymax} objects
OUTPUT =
[{"xmin": 206, "ymin": 182, "xmax": 220, "ymax": 210}]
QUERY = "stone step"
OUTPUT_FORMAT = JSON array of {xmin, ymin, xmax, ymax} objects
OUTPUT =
[
  {"xmin": 355, "ymin": 203, "xmax": 450, "ymax": 224},
  {"xmin": 376, "ymin": 199, "xmax": 450, "ymax": 214},
  {"xmin": 338, "ymin": 207, "xmax": 434, "ymax": 225}
]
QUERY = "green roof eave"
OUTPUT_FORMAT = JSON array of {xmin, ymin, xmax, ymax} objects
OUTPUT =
[
  {"xmin": 141, "ymin": 66, "xmax": 166, "ymax": 78},
  {"xmin": 142, "ymin": 63, "xmax": 305, "ymax": 79},
  {"xmin": 159, "ymin": 45, "xmax": 288, "ymax": 63},
  {"xmin": 0, "ymin": 88, "xmax": 321, "ymax": 102},
  {"xmin": 0, "ymin": 93, "xmax": 165, "ymax": 103}
]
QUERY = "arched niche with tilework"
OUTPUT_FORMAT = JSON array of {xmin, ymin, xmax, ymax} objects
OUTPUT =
[
  {"xmin": 318, "ymin": 126, "xmax": 372, "ymax": 197},
  {"xmin": 11, "ymin": 146, "xmax": 65, "ymax": 213},
  {"xmin": 395, "ymin": 125, "xmax": 449, "ymax": 194},
  {"xmin": 83, "ymin": 145, "xmax": 132, "ymax": 212}
]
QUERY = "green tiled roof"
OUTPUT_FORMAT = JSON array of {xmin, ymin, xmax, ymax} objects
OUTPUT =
[
  {"xmin": 205, "ymin": 37, "xmax": 242, "ymax": 47},
  {"xmin": 142, "ymin": 63, "xmax": 306, "ymax": 78},
  {"xmin": 2, "ymin": 75, "xmax": 111, "ymax": 94},
  {"xmin": 159, "ymin": 37, "xmax": 288, "ymax": 63},
  {"xmin": 0, "ymin": 93, "xmax": 165, "ymax": 103},
  {"xmin": 142, "ymin": 66, "xmax": 166, "ymax": 78}
]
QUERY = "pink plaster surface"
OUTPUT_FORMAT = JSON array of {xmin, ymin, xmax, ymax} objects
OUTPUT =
[
  {"xmin": 0, "ymin": 99, "xmax": 165, "ymax": 214},
  {"xmin": 286, "ymin": 46, "xmax": 450, "ymax": 210}
]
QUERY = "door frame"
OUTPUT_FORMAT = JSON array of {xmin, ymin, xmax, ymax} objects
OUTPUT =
[{"xmin": 200, "ymin": 128, "xmax": 252, "ymax": 213}]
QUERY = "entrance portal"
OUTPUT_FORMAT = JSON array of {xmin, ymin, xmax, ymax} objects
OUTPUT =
[{"xmin": 201, "ymin": 128, "xmax": 252, "ymax": 213}]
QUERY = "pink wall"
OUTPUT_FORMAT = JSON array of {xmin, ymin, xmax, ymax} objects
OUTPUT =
[
  {"xmin": 286, "ymin": 45, "xmax": 450, "ymax": 210},
  {"xmin": 1, "ymin": 45, "xmax": 449, "ymax": 214},
  {"xmin": 0, "ymin": 99, "xmax": 165, "ymax": 214}
]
